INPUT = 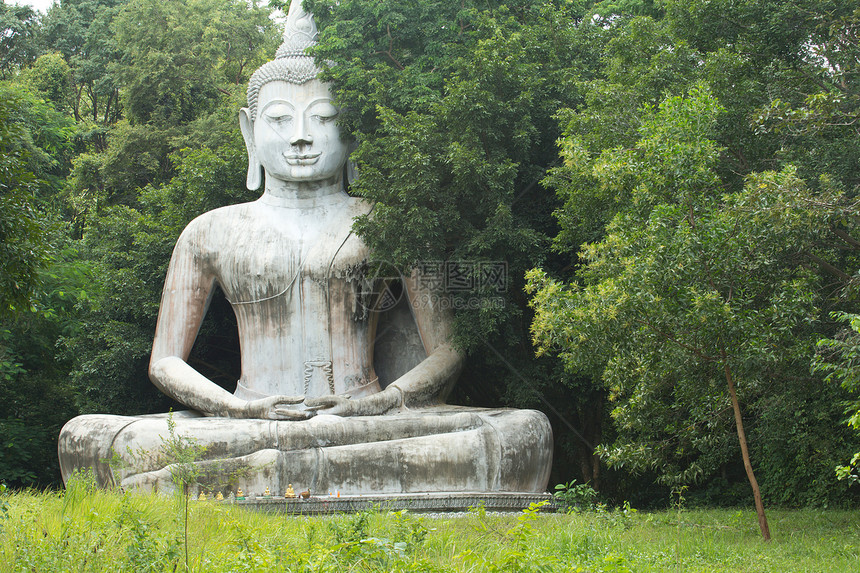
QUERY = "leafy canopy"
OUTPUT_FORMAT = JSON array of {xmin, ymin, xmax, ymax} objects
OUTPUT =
[{"xmin": 529, "ymin": 86, "xmax": 839, "ymax": 487}]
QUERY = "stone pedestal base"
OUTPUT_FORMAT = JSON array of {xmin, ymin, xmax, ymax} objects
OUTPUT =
[{"xmin": 213, "ymin": 491, "xmax": 556, "ymax": 514}]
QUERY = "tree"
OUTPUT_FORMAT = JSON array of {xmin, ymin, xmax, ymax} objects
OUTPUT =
[
  {"xmin": 0, "ymin": 1, "xmax": 42, "ymax": 78},
  {"xmin": 530, "ymin": 0, "xmax": 860, "ymax": 508},
  {"xmin": 25, "ymin": 52, "xmax": 73, "ymax": 112},
  {"xmin": 42, "ymin": 0, "xmax": 124, "ymax": 127},
  {"xmin": 528, "ymin": 85, "xmax": 860, "ymax": 539},
  {"xmin": 0, "ymin": 79, "xmax": 74, "ymax": 315},
  {"xmin": 110, "ymin": 0, "xmax": 277, "ymax": 128},
  {"xmin": 0, "ymin": 93, "xmax": 47, "ymax": 316},
  {"xmin": 0, "ymin": 248, "xmax": 90, "ymax": 486},
  {"xmin": 0, "ymin": 82, "xmax": 83, "ymax": 486}
]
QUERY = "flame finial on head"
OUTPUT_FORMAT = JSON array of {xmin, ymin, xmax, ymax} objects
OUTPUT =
[{"xmin": 276, "ymin": 0, "xmax": 319, "ymax": 59}]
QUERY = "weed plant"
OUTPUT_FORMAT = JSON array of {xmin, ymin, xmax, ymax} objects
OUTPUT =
[
  {"xmin": 0, "ymin": 482, "xmax": 8, "ymax": 529},
  {"xmin": 1, "ymin": 484, "xmax": 859, "ymax": 572},
  {"xmin": 553, "ymin": 480, "xmax": 600, "ymax": 512}
]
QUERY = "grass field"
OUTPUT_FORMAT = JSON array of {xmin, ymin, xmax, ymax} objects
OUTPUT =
[{"xmin": 1, "ymin": 482, "xmax": 858, "ymax": 572}]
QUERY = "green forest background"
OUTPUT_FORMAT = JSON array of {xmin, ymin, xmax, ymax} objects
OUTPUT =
[{"xmin": 1, "ymin": 0, "xmax": 859, "ymax": 510}]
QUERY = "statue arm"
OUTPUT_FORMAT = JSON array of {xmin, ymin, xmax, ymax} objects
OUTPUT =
[
  {"xmin": 148, "ymin": 225, "xmax": 304, "ymax": 419},
  {"xmin": 384, "ymin": 271, "xmax": 463, "ymax": 407}
]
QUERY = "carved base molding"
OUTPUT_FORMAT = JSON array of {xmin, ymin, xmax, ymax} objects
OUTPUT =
[{"xmin": 208, "ymin": 491, "xmax": 556, "ymax": 514}]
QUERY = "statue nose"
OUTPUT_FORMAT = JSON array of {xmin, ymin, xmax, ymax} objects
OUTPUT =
[
  {"xmin": 290, "ymin": 133, "xmax": 313, "ymax": 146},
  {"xmin": 290, "ymin": 114, "xmax": 313, "ymax": 146}
]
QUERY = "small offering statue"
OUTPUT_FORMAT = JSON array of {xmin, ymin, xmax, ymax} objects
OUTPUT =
[{"xmin": 58, "ymin": 0, "xmax": 552, "ymax": 496}]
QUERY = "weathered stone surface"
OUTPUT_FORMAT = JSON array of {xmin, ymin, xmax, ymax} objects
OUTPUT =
[
  {"xmin": 57, "ymin": 0, "xmax": 553, "ymax": 495},
  {"xmin": 63, "ymin": 407, "xmax": 552, "ymax": 495}
]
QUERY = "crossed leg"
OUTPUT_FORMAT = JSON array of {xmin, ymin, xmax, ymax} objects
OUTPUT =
[{"xmin": 59, "ymin": 407, "xmax": 553, "ymax": 494}]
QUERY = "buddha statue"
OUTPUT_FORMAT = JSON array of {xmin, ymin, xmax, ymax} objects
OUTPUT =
[{"xmin": 58, "ymin": 0, "xmax": 552, "ymax": 496}]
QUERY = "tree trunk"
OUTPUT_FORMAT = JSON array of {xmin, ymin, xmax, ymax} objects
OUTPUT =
[
  {"xmin": 722, "ymin": 351, "xmax": 771, "ymax": 541},
  {"xmin": 103, "ymin": 90, "xmax": 112, "ymax": 125},
  {"xmin": 73, "ymin": 82, "xmax": 83, "ymax": 122}
]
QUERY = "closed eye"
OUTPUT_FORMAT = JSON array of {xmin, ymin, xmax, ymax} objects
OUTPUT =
[
  {"xmin": 263, "ymin": 103, "xmax": 294, "ymax": 124},
  {"xmin": 309, "ymin": 101, "xmax": 339, "ymax": 123},
  {"xmin": 312, "ymin": 112, "xmax": 338, "ymax": 123}
]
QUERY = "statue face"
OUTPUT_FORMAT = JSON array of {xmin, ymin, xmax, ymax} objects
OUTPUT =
[{"xmin": 252, "ymin": 79, "xmax": 348, "ymax": 183}]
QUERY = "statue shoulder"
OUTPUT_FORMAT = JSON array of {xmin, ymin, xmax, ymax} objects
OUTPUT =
[
  {"xmin": 347, "ymin": 196, "xmax": 374, "ymax": 215},
  {"xmin": 175, "ymin": 203, "xmax": 256, "ymax": 250},
  {"xmin": 342, "ymin": 196, "xmax": 375, "ymax": 224}
]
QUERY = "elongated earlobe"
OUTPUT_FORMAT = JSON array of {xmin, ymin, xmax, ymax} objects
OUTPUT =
[
  {"xmin": 239, "ymin": 108, "xmax": 262, "ymax": 190},
  {"xmin": 346, "ymin": 141, "xmax": 359, "ymax": 187},
  {"xmin": 247, "ymin": 156, "xmax": 263, "ymax": 191},
  {"xmin": 346, "ymin": 160, "xmax": 358, "ymax": 187}
]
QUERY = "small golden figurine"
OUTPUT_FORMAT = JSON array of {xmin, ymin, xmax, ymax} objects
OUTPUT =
[
  {"xmin": 197, "ymin": 491, "xmax": 207, "ymax": 501},
  {"xmin": 215, "ymin": 491, "xmax": 224, "ymax": 501},
  {"xmin": 236, "ymin": 488, "xmax": 245, "ymax": 500},
  {"xmin": 285, "ymin": 484, "xmax": 296, "ymax": 498},
  {"xmin": 263, "ymin": 486, "xmax": 272, "ymax": 497}
]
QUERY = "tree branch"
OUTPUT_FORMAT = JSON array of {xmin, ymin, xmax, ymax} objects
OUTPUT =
[
  {"xmin": 832, "ymin": 227, "xmax": 860, "ymax": 249},
  {"xmin": 804, "ymin": 251, "xmax": 852, "ymax": 282},
  {"xmin": 374, "ymin": 24, "xmax": 404, "ymax": 70}
]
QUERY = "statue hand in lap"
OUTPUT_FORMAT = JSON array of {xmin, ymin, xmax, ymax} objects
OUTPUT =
[
  {"xmin": 244, "ymin": 395, "xmax": 310, "ymax": 420},
  {"xmin": 305, "ymin": 391, "xmax": 400, "ymax": 417}
]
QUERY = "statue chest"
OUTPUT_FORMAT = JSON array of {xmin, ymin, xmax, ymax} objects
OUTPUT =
[
  {"xmin": 205, "ymin": 201, "xmax": 371, "ymax": 305},
  {"xmin": 198, "ymin": 201, "xmax": 377, "ymax": 398}
]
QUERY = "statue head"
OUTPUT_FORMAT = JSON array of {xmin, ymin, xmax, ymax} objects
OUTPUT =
[{"xmin": 240, "ymin": 0, "xmax": 349, "ymax": 190}]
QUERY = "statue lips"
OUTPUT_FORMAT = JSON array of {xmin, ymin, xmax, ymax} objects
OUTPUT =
[{"xmin": 284, "ymin": 152, "xmax": 321, "ymax": 166}]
